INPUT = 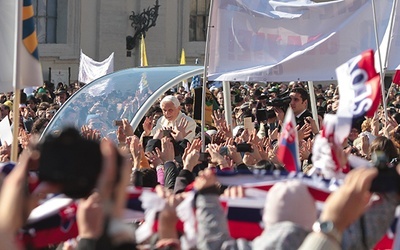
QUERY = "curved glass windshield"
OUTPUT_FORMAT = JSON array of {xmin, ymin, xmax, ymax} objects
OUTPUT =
[{"xmin": 42, "ymin": 65, "xmax": 203, "ymax": 140}]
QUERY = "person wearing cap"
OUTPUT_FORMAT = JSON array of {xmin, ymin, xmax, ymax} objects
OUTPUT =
[
  {"xmin": 182, "ymin": 97, "xmax": 194, "ymax": 118},
  {"xmin": 55, "ymin": 88, "xmax": 69, "ymax": 106},
  {"xmin": 233, "ymin": 102, "xmax": 251, "ymax": 126},
  {"xmin": 268, "ymin": 86, "xmax": 279, "ymax": 99},
  {"xmin": 3, "ymin": 100, "xmax": 13, "ymax": 111},
  {"xmin": 233, "ymin": 94, "xmax": 244, "ymax": 107},
  {"xmin": 149, "ymin": 95, "xmax": 196, "ymax": 142},
  {"xmin": 35, "ymin": 87, "xmax": 53, "ymax": 104}
]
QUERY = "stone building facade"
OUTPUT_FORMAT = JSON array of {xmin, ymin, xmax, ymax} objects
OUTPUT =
[{"xmin": 36, "ymin": 0, "xmax": 209, "ymax": 85}]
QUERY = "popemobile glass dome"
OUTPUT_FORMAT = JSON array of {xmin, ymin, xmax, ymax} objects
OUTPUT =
[{"xmin": 42, "ymin": 65, "xmax": 203, "ymax": 140}]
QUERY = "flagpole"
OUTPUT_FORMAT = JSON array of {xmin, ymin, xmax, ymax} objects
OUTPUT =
[
  {"xmin": 307, "ymin": 81, "xmax": 319, "ymax": 131},
  {"xmin": 10, "ymin": 0, "xmax": 21, "ymax": 162},
  {"xmin": 383, "ymin": 0, "xmax": 398, "ymax": 103},
  {"xmin": 11, "ymin": 90, "xmax": 21, "ymax": 161},
  {"xmin": 222, "ymin": 81, "xmax": 233, "ymax": 126},
  {"xmin": 372, "ymin": 0, "xmax": 388, "ymax": 133},
  {"xmin": 201, "ymin": 0, "xmax": 214, "ymax": 151}
]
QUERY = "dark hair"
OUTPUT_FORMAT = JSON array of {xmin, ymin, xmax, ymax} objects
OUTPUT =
[
  {"xmin": 370, "ymin": 136, "xmax": 399, "ymax": 161},
  {"xmin": 290, "ymin": 87, "xmax": 309, "ymax": 103},
  {"xmin": 140, "ymin": 168, "xmax": 158, "ymax": 188},
  {"xmin": 31, "ymin": 118, "xmax": 50, "ymax": 135}
]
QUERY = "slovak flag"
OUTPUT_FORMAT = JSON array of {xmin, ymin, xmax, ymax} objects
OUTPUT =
[
  {"xmin": 335, "ymin": 50, "xmax": 381, "ymax": 144},
  {"xmin": 276, "ymin": 107, "xmax": 301, "ymax": 172}
]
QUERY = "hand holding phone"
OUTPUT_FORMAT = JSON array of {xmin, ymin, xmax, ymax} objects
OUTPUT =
[
  {"xmin": 198, "ymin": 152, "xmax": 211, "ymax": 162},
  {"xmin": 236, "ymin": 143, "xmax": 253, "ymax": 153}
]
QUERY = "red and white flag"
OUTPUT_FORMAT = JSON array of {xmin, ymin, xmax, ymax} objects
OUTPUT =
[
  {"xmin": 276, "ymin": 108, "xmax": 301, "ymax": 172},
  {"xmin": 335, "ymin": 50, "xmax": 381, "ymax": 144},
  {"xmin": 393, "ymin": 65, "xmax": 400, "ymax": 85}
]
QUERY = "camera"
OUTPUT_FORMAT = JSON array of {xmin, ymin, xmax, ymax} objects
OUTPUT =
[
  {"xmin": 198, "ymin": 152, "xmax": 211, "ymax": 162},
  {"xmin": 38, "ymin": 127, "xmax": 122, "ymax": 198},
  {"xmin": 266, "ymin": 96, "xmax": 291, "ymax": 108},
  {"xmin": 256, "ymin": 109, "xmax": 276, "ymax": 122},
  {"xmin": 370, "ymin": 151, "xmax": 400, "ymax": 193}
]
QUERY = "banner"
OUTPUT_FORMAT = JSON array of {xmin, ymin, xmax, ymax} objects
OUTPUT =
[
  {"xmin": 0, "ymin": 0, "xmax": 43, "ymax": 92},
  {"xmin": 78, "ymin": 50, "xmax": 114, "ymax": 84},
  {"xmin": 207, "ymin": 0, "xmax": 394, "ymax": 82}
]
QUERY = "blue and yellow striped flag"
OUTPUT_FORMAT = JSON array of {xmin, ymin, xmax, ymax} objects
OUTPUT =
[
  {"xmin": 22, "ymin": 0, "xmax": 39, "ymax": 61},
  {"xmin": 0, "ymin": 0, "xmax": 43, "ymax": 92},
  {"xmin": 17, "ymin": 0, "xmax": 43, "ymax": 89}
]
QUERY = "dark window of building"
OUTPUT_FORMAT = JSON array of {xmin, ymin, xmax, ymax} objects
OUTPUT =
[
  {"xmin": 189, "ymin": 0, "xmax": 210, "ymax": 41},
  {"xmin": 33, "ymin": 0, "xmax": 58, "ymax": 44}
]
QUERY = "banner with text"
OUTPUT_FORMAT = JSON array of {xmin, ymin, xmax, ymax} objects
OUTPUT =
[{"xmin": 208, "ymin": 0, "xmax": 395, "ymax": 82}]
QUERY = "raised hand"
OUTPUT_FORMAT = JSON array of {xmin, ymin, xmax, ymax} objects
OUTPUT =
[
  {"xmin": 121, "ymin": 118, "xmax": 134, "ymax": 137},
  {"xmin": 143, "ymin": 116, "xmax": 153, "ymax": 136},
  {"xmin": 128, "ymin": 135, "xmax": 142, "ymax": 169},
  {"xmin": 171, "ymin": 117, "xmax": 192, "ymax": 141},
  {"xmin": 206, "ymin": 143, "xmax": 229, "ymax": 169},
  {"xmin": 182, "ymin": 139, "xmax": 201, "ymax": 172},
  {"xmin": 158, "ymin": 137, "xmax": 175, "ymax": 162},
  {"xmin": 81, "ymin": 125, "xmax": 101, "ymax": 141},
  {"xmin": 212, "ymin": 109, "xmax": 225, "ymax": 129},
  {"xmin": 145, "ymin": 150, "xmax": 163, "ymax": 168},
  {"xmin": 220, "ymin": 120, "xmax": 233, "ymax": 138}
]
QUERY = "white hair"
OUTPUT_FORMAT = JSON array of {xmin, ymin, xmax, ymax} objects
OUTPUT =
[{"xmin": 160, "ymin": 95, "xmax": 180, "ymax": 108}]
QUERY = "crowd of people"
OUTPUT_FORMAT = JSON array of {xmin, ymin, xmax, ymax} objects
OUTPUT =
[{"xmin": 0, "ymin": 79, "xmax": 400, "ymax": 249}]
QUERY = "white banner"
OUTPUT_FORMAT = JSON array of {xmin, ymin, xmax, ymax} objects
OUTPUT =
[
  {"xmin": 208, "ymin": 0, "xmax": 394, "ymax": 82},
  {"xmin": 78, "ymin": 50, "xmax": 114, "ymax": 84}
]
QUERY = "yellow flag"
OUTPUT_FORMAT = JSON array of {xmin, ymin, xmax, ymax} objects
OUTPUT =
[
  {"xmin": 180, "ymin": 48, "xmax": 186, "ymax": 65},
  {"xmin": 140, "ymin": 34, "xmax": 148, "ymax": 67}
]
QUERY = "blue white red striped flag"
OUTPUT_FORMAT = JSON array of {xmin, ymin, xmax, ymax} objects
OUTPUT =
[{"xmin": 335, "ymin": 50, "xmax": 381, "ymax": 144}]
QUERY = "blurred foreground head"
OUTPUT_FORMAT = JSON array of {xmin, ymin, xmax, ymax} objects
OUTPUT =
[{"xmin": 38, "ymin": 127, "xmax": 103, "ymax": 198}]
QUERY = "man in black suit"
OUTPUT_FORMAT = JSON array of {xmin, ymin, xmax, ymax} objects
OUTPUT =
[{"xmin": 289, "ymin": 87, "xmax": 312, "ymax": 128}]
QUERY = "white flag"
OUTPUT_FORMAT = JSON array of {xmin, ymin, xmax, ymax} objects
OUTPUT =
[
  {"xmin": 78, "ymin": 50, "xmax": 114, "ymax": 84},
  {"xmin": 207, "ymin": 0, "xmax": 394, "ymax": 82},
  {"xmin": 0, "ymin": 117, "xmax": 13, "ymax": 146}
]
